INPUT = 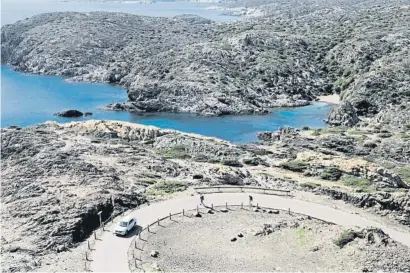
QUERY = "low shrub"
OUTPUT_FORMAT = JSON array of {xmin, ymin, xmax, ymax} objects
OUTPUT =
[
  {"xmin": 348, "ymin": 129, "xmax": 372, "ymax": 135},
  {"xmin": 192, "ymin": 174, "xmax": 204, "ymax": 179},
  {"xmin": 222, "ymin": 159, "xmax": 243, "ymax": 167},
  {"xmin": 378, "ymin": 133, "xmax": 393, "ymax": 138},
  {"xmin": 299, "ymin": 182, "xmax": 321, "ymax": 189},
  {"xmin": 342, "ymin": 177, "xmax": 371, "ymax": 189},
  {"xmin": 280, "ymin": 160, "xmax": 309, "ymax": 172},
  {"xmin": 157, "ymin": 146, "xmax": 191, "ymax": 159},
  {"xmin": 147, "ymin": 181, "xmax": 187, "ymax": 196},
  {"xmin": 334, "ymin": 230, "xmax": 363, "ymax": 248},
  {"xmin": 320, "ymin": 167, "xmax": 343, "ymax": 181},
  {"xmin": 395, "ymin": 167, "xmax": 410, "ymax": 185}
]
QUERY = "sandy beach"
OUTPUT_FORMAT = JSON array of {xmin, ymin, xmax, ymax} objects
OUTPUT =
[{"xmin": 318, "ymin": 94, "xmax": 340, "ymax": 104}]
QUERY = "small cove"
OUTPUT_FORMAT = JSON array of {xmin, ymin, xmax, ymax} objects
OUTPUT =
[{"xmin": 1, "ymin": 65, "xmax": 333, "ymax": 143}]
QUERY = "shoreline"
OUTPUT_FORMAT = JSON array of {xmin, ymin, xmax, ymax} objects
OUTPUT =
[{"xmin": 318, "ymin": 94, "xmax": 340, "ymax": 105}]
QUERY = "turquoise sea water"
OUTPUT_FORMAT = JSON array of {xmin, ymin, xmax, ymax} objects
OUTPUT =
[{"xmin": 1, "ymin": 65, "xmax": 333, "ymax": 143}]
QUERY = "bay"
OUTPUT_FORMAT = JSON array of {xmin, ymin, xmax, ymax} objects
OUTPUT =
[{"xmin": 1, "ymin": 65, "xmax": 332, "ymax": 143}]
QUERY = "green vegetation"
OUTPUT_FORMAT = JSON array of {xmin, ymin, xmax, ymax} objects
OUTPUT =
[
  {"xmin": 222, "ymin": 159, "xmax": 244, "ymax": 167},
  {"xmin": 280, "ymin": 160, "xmax": 309, "ymax": 172},
  {"xmin": 348, "ymin": 129, "xmax": 372, "ymax": 135},
  {"xmin": 146, "ymin": 181, "xmax": 187, "ymax": 196},
  {"xmin": 395, "ymin": 167, "xmax": 410, "ymax": 185},
  {"xmin": 136, "ymin": 178, "xmax": 158, "ymax": 185},
  {"xmin": 296, "ymin": 228, "xmax": 307, "ymax": 246},
  {"xmin": 192, "ymin": 154, "xmax": 211, "ymax": 162},
  {"xmin": 320, "ymin": 167, "xmax": 343, "ymax": 181},
  {"xmin": 400, "ymin": 133, "xmax": 410, "ymax": 140},
  {"xmin": 341, "ymin": 177, "xmax": 371, "ymax": 190},
  {"xmin": 156, "ymin": 146, "xmax": 191, "ymax": 159},
  {"xmin": 334, "ymin": 230, "xmax": 362, "ymax": 248},
  {"xmin": 320, "ymin": 127, "xmax": 346, "ymax": 134},
  {"xmin": 334, "ymin": 76, "xmax": 354, "ymax": 91},
  {"xmin": 299, "ymin": 182, "xmax": 321, "ymax": 189},
  {"xmin": 378, "ymin": 132, "xmax": 393, "ymax": 138},
  {"xmin": 311, "ymin": 127, "xmax": 346, "ymax": 136}
]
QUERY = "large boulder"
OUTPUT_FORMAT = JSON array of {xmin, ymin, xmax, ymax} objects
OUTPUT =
[
  {"xmin": 325, "ymin": 102, "xmax": 359, "ymax": 127},
  {"xmin": 54, "ymin": 110, "xmax": 83, "ymax": 118},
  {"xmin": 257, "ymin": 126, "xmax": 299, "ymax": 141}
]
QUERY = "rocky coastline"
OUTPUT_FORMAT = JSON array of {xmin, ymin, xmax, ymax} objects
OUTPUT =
[{"xmin": 2, "ymin": 0, "xmax": 409, "ymax": 120}]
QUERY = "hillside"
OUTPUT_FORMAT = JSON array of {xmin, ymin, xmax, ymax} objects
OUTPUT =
[{"xmin": 2, "ymin": 0, "xmax": 409, "ymax": 123}]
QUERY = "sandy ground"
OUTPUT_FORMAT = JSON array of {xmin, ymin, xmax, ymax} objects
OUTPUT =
[
  {"xmin": 135, "ymin": 207, "xmax": 410, "ymax": 272},
  {"xmin": 318, "ymin": 94, "xmax": 340, "ymax": 104}
]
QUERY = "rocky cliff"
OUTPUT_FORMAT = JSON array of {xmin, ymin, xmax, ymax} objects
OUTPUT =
[{"xmin": 3, "ymin": 0, "xmax": 409, "ymax": 122}]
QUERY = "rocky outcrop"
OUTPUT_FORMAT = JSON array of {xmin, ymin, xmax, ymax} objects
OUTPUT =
[
  {"xmin": 325, "ymin": 101, "xmax": 359, "ymax": 127},
  {"xmin": 257, "ymin": 127, "xmax": 300, "ymax": 141},
  {"xmin": 297, "ymin": 186, "xmax": 410, "ymax": 226},
  {"xmin": 53, "ymin": 109, "xmax": 83, "ymax": 118}
]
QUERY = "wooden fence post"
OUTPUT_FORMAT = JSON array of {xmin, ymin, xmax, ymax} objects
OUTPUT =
[
  {"xmin": 211, "ymin": 203, "xmax": 213, "ymax": 209},
  {"xmin": 147, "ymin": 225, "xmax": 150, "ymax": 232},
  {"xmin": 158, "ymin": 218, "xmax": 160, "ymax": 225},
  {"xmin": 226, "ymin": 202, "xmax": 228, "ymax": 209},
  {"xmin": 288, "ymin": 208, "xmax": 291, "ymax": 215},
  {"xmin": 241, "ymin": 202, "xmax": 243, "ymax": 209},
  {"xmin": 169, "ymin": 213, "xmax": 171, "ymax": 220},
  {"xmin": 183, "ymin": 209, "xmax": 185, "ymax": 216},
  {"xmin": 94, "ymin": 232, "xmax": 97, "ymax": 240}
]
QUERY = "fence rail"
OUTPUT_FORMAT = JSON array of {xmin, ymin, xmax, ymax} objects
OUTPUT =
[
  {"xmin": 127, "ymin": 201, "xmax": 328, "ymax": 273},
  {"xmin": 194, "ymin": 186, "xmax": 291, "ymax": 195},
  {"xmin": 84, "ymin": 208, "xmax": 128, "ymax": 271},
  {"xmin": 86, "ymin": 187, "xmax": 292, "ymax": 271}
]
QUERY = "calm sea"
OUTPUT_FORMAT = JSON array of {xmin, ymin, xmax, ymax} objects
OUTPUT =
[
  {"xmin": 1, "ymin": 1, "xmax": 332, "ymax": 143},
  {"xmin": 1, "ymin": 66, "xmax": 332, "ymax": 143}
]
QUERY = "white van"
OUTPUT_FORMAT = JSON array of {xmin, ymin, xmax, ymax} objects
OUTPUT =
[{"xmin": 114, "ymin": 216, "xmax": 136, "ymax": 236}]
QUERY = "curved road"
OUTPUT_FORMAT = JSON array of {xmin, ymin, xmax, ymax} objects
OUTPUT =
[{"xmin": 91, "ymin": 193, "xmax": 410, "ymax": 272}]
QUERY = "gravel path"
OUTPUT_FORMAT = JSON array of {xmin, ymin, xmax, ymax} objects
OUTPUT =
[
  {"xmin": 139, "ymin": 208, "xmax": 356, "ymax": 272},
  {"xmin": 90, "ymin": 193, "xmax": 410, "ymax": 272}
]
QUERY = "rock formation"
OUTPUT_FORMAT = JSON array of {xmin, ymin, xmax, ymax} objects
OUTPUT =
[
  {"xmin": 325, "ymin": 101, "xmax": 360, "ymax": 127},
  {"xmin": 53, "ymin": 109, "xmax": 83, "ymax": 117}
]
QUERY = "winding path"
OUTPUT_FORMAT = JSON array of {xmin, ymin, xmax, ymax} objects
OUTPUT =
[{"xmin": 91, "ymin": 192, "xmax": 410, "ymax": 272}]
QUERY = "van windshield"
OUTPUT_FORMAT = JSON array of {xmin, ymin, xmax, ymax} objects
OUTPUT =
[{"xmin": 119, "ymin": 221, "xmax": 128, "ymax": 227}]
